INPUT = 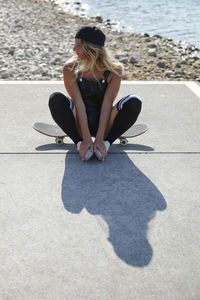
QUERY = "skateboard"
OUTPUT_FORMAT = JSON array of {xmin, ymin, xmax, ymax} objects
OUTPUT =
[{"xmin": 33, "ymin": 122, "xmax": 148, "ymax": 146}]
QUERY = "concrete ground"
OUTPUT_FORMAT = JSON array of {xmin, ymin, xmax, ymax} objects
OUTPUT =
[{"xmin": 0, "ymin": 81, "xmax": 200, "ymax": 300}]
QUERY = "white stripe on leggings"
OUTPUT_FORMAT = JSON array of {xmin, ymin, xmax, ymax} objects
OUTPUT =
[
  {"xmin": 66, "ymin": 96, "xmax": 74, "ymax": 110},
  {"xmin": 118, "ymin": 94, "xmax": 141, "ymax": 111}
]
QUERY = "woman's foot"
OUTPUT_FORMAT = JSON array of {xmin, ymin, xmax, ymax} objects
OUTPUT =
[
  {"xmin": 95, "ymin": 141, "xmax": 110, "ymax": 161},
  {"xmin": 77, "ymin": 141, "xmax": 94, "ymax": 161}
]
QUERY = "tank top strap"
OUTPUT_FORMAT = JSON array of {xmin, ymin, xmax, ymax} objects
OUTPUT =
[
  {"xmin": 103, "ymin": 70, "xmax": 110, "ymax": 80},
  {"xmin": 78, "ymin": 71, "xmax": 81, "ymax": 78}
]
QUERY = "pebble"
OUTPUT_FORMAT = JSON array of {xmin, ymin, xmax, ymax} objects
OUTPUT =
[
  {"xmin": 157, "ymin": 62, "xmax": 167, "ymax": 68},
  {"xmin": 175, "ymin": 62, "xmax": 182, "ymax": 68},
  {"xmin": 129, "ymin": 57, "xmax": 138, "ymax": 64},
  {"xmin": 0, "ymin": 0, "xmax": 199, "ymax": 82},
  {"xmin": 154, "ymin": 34, "xmax": 162, "ymax": 39},
  {"xmin": 119, "ymin": 57, "xmax": 129, "ymax": 64},
  {"xmin": 165, "ymin": 71, "xmax": 174, "ymax": 77},
  {"xmin": 147, "ymin": 43, "xmax": 157, "ymax": 49},
  {"xmin": 181, "ymin": 60, "xmax": 187, "ymax": 65},
  {"xmin": 115, "ymin": 53, "xmax": 127, "ymax": 59},
  {"xmin": 148, "ymin": 49, "xmax": 157, "ymax": 57},
  {"xmin": 175, "ymin": 71, "xmax": 185, "ymax": 75},
  {"xmin": 95, "ymin": 16, "xmax": 103, "ymax": 23},
  {"xmin": 193, "ymin": 61, "xmax": 200, "ymax": 68}
]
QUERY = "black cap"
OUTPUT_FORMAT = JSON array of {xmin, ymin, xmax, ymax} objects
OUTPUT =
[{"xmin": 75, "ymin": 26, "xmax": 106, "ymax": 47}]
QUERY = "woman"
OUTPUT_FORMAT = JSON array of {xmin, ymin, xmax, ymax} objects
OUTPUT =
[{"xmin": 49, "ymin": 26, "xmax": 142, "ymax": 161}]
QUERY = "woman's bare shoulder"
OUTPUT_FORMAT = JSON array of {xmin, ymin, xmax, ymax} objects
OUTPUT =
[
  {"xmin": 63, "ymin": 60, "xmax": 77, "ymax": 80},
  {"xmin": 107, "ymin": 69, "xmax": 122, "ymax": 83},
  {"xmin": 63, "ymin": 60, "xmax": 75, "ymax": 71}
]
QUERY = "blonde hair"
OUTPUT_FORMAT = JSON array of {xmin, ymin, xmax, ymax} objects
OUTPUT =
[{"xmin": 73, "ymin": 40, "xmax": 123, "ymax": 78}]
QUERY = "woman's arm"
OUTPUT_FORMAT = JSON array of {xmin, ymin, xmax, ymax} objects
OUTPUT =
[
  {"xmin": 63, "ymin": 63, "xmax": 93, "ymax": 158},
  {"xmin": 94, "ymin": 72, "xmax": 121, "ymax": 157},
  {"xmin": 96, "ymin": 72, "xmax": 121, "ymax": 139}
]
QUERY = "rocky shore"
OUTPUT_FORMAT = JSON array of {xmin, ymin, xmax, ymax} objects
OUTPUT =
[{"xmin": 1, "ymin": 0, "xmax": 200, "ymax": 81}]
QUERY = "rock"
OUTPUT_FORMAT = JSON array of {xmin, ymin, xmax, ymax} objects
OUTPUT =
[
  {"xmin": 111, "ymin": 42, "xmax": 118, "ymax": 48},
  {"xmin": 0, "ymin": 59, "xmax": 5, "ymax": 66},
  {"xmin": 191, "ymin": 73, "xmax": 198, "ymax": 79},
  {"xmin": 39, "ymin": 63, "xmax": 47, "ymax": 68},
  {"xmin": 157, "ymin": 62, "xmax": 167, "ymax": 68},
  {"xmin": 192, "ymin": 56, "xmax": 200, "ymax": 61},
  {"xmin": 181, "ymin": 60, "xmax": 187, "ymax": 65},
  {"xmin": 148, "ymin": 49, "xmax": 157, "ymax": 57},
  {"xmin": 147, "ymin": 60, "xmax": 154, "ymax": 64},
  {"xmin": 95, "ymin": 15, "xmax": 103, "ymax": 23},
  {"xmin": 147, "ymin": 43, "xmax": 157, "ymax": 49},
  {"xmin": 119, "ymin": 57, "xmax": 128, "ymax": 64},
  {"xmin": 42, "ymin": 71, "xmax": 49, "ymax": 77},
  {"xmin": 193, "ymin": 61, "xmax": 200, "ymax": 68},
  {"xmin": 129, "ymin": 57, "xmax": 138, "ymax": 64},
  {"xmin": 175, "ymin": 62, "xmax": 181, "ymax": 68},
  {"xmin": 25, "ymin": 49, "xmax": 35, "ymax": 58},
  {"xmin": 154, "ymin": 34, "xmax": 162, "ymax": 39},
  {"xmin": 185, "ymin": 58, "xmax": 194, "ymax": 65},
  {"xmin": 135, "ymin": 64, "xmax": 142, "ymax": 67},
  {"xmin": 165, "ymin": 71, "xmax": 174, "ymax": 77},
  {"xmin": 8, "ymin": 49, "xmax": 15, "ymax": 56},
  {"xmin": 142, "ymin": 33, "xmax": 150, "ymax": 37},
  {"xmin": 15, "ymin": 49, "xmax": 25, "ymax": 57},
  {"xmin": 115, "ymin": 53, "xmax": 127, "ymax": 59},
  {"xmin": 0, "ymin": 69, "xmax": 10, "ymax": 79},
  {"xmin": 31, "ymin": 68, "xmax": 41, "ymax": 75},
  {"xmin": 174, "ymin": 70, "xmax": 185, "ymax": 75}
]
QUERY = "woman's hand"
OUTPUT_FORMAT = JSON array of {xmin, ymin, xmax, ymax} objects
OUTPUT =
[
  {"xmin": 79, "ymin": 138, "xmax": 94, "ymax": 160},
  {"xmin": 93, "ymin": 138, "xmax": 107, "ymax": 161}
]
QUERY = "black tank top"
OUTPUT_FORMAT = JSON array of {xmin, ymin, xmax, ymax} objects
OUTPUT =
[{"xmin": 77, "ymin": 70, "xmax": 110, "ymax": 104}]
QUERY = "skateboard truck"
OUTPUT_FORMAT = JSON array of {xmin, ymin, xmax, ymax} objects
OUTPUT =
[
  {"xmin": 119, "ymin": 138, "xmax": 129, "ymax": 146},
  {"xmin": 55, "ymin": 137, "xmax": 64, "ymax": 145}
]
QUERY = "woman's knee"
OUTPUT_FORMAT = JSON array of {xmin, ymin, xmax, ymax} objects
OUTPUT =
[
  {"xmin": 48, "ymin": 92, "xmax": 68, "ymax": 109},
  {"xmin": 123, "ymin": 96, "xmax": 142, "ymax": 115},
  {"xmin": 131, "ymin": 96, "xmax": 142, "ymax": 113}
]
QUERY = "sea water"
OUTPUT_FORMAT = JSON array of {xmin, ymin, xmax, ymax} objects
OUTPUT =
[{"xmin": 48, "ymin": 0, "xmax": 200, "ymax": 48}]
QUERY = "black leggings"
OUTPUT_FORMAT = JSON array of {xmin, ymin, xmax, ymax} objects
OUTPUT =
[{"xmin": 49, "ymin": 92, "xmax": 142, "ymax": 145}]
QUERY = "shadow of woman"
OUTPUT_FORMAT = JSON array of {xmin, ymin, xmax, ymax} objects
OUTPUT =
[{"xmin": 62, "ymin": 152, "xmax": 167, "ymax": 267}]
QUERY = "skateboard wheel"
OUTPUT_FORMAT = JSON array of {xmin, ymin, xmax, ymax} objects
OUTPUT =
[
  {"xmin": 120, "ymin": 138, "xmax": 128, "ymax": 146},
  {"xmin": 55, "ymin": 137, "xmax": 64, "ymax": 145}
]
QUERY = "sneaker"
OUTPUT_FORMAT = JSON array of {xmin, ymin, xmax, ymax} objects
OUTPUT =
[
  {"xmin": 85, "ymin": 148, "xmax": 94, "ymax": 161},
  {"xmin": 95, "ymin": 141, "xmax": 110, "ymax": 161},
  {"xmin": 77, "ymin": 141, "xmax": 94, "ymax": 161}
]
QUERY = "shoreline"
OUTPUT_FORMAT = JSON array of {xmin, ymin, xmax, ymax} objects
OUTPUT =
[
  {"xmin": 0, "ymin": 0, "xmax": 200, "ymax": 81},
  {"xmin": 48, "ymin": 0, "xmax": 200, "ymax": 50}
]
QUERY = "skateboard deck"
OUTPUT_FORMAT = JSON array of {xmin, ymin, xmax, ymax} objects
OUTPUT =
[
  {"xmin": 119, "ymin": 123, "xmax": 148, "ymax": 145},
  {"xmin": 33, "ymin": 122, "xmax": 148, "ymax": 145}
]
